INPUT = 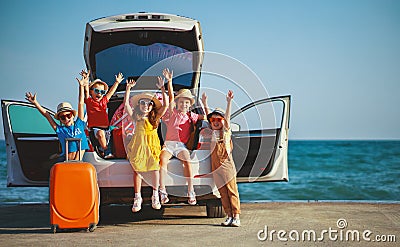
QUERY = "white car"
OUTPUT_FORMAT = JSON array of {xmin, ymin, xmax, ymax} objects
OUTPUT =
[{"xmin": 1, "ymin": 13, "xmax": 291, "ymax": 217}]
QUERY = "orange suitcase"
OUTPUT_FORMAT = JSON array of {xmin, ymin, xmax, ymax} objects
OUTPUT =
[{"xmin": 50, "ymin": 138, "xmax": 99, "ymax": 233}]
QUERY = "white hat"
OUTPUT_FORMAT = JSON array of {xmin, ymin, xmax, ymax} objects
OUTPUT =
[
  {"xmin": 130, "ymin": 92, "xmax": 162, "ymax": 110},
  {"xmin": 175, "ymin": 89, "xmax": 195, "ymax": 105},
  {"xmin": 54, "ymin": 102, "xmax": 76, "ymax": 120}
]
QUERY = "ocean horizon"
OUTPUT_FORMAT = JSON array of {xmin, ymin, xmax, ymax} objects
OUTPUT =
[{"xmin": 1, "ymin": 140, "xmax": 399, "ymax": 203}]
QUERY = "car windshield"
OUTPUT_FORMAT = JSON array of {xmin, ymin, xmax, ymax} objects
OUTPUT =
[{"xmin": 95, "ymin": 43, "xmax": 194, "ymax": 89}]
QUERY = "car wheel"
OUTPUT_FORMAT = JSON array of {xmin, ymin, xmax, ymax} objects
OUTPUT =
[{"xmin": 206, "ymin": 200, "xmax": 225, "ymax": 218}]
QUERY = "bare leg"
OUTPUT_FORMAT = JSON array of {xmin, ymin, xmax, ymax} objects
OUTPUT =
[
  {"xmin": 133, "ymin": 171, "xmax": 142, "ymax": 194},
  {"xmin": 159, "ymin": 150, "xmax": 173, "ymax": 191},
  {"xmin": 177, "ymin": 150, "xmax": 193, "ymax": 192},
  {"xmin": 151, "ymin": 170, "xmax": 161, "ymax": 209},
  {"xmin": 151, "ymin": 170, "xmax": 160, "ymax": 190},
  {"xmin": 96, "ymin": 129, "xmax": 107, "ymax": 150},
  {"xmin": 132, "ymin": 171, "xmax": 143, "ymax": 213}
]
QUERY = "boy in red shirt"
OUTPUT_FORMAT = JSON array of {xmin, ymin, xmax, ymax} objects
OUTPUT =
[{"xmin": 82, "ymin": 70, "xmax": 124, "ymax": 158}]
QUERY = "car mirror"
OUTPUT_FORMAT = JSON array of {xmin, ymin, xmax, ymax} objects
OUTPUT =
[{"xmin": 231, "ymin": 122, "xmax": 240, "ymax": 132}]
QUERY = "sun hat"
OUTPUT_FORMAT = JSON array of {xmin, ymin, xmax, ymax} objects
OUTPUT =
[
  {"xmin": 207, "ymin": 107, "xmax": 226, "ymax": 121},
  {"xmin": 130, "ymin": 92, "xmax": 162, "ymax": 110},
  {"xmin": 174, "ymin": 89, "xmax": 195, "ymax": 105},
  {"xmin": 54, "ymin": 102, "xmax": 77, "ymax": 120},
  {"xmin": 89, "ymin": 79, "xmax": 109, "ymax": 91}
]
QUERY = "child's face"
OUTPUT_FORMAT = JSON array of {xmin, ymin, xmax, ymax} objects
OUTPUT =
[
  {"xmin": 59, "ymin": 111, "xmax": 74, "ymax": 127},
  {"xmin": 209, "ymin": 114, "xmax": 224, "ymax": 130},
  {"xmin": 90, "ymin": 84, "xmax": 106, "ymax": 101},
  {"xmin": 138, "ymin": 99, "xmax": 154, "ymax": 114},
  {"xmin": 176, "ymin": 98, "xmax": 192, "ymax": 113}
]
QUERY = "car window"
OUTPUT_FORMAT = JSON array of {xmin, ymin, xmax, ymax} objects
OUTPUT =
[
  {"xmin": 231, "ymin": 100, "xmax": 283, "ymax": 131},
  {"xmin": 95, "ymin": 43, "xmax": 193, "ymax": 88},
  {"xmin": 9, "ymin": 104, "xmax": 55, "ymax": 134}
]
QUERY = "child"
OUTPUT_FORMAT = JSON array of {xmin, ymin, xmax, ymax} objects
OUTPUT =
[
  {"xmin": 201, "ymin": 90, "xmax": 241, "ymax": 227},
  {"xmin": 159, "ymin": 68, "xmax": 206, "ymax": 205},
  {"xmin": 124, "ymin": 76, "xmax": 168, "ymax": 212},
  {"xmin": 25, "ymin": 73, "xmax": 89, "ymax": 161},
  {"xmin": 83, "ymin": 70, "xmax": 124, "ymax": 158}
]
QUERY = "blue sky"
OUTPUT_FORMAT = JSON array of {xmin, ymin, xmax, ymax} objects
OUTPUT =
[{"xmin": 0, "ymin": 0, "xmax": 399, "ymax": 140}]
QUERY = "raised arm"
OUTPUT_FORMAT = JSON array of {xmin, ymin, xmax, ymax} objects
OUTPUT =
[
  {"xmin": 201, "ymin": 92, "xmax": 210, "ymax": 117},
  {"xmin": 76, "ymin": 73, "xmax": 88, "ymax": 121},
  {"xmin": 225, "ymin": 90, "xmax": 234, "ymax": 128},
  {"xmin": 124, "ymin": 79, "xmax": 136, "ymax": 119},
  {"xmin": 106, "ymin": 72, "xmax": 124, "ymax": 100},
  {"xmin": 79, "ymin": 70, "xmax": 90, "ymax": 99},
  {"xmin": 163, "ymin": 68, "xmax": 174, "ymax": 112},
  {"xmin": 156, "ymin": 76, "xmax": 169, "ymax": 118},
  {"xmin": 25, "ymin": 92, "xmax": 57, "ymax": 130}
]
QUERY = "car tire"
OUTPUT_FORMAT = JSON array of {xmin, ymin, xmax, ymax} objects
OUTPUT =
[{"xmin": 206, "ymin": 200, "xmax": 225, "ymax": 218}]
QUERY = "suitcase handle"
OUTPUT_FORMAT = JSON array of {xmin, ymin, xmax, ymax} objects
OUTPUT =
[{"xmin": 65, "ymin": 138, "xmax": 82, "ymax": 161}]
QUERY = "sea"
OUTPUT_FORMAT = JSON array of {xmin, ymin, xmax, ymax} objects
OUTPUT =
[{"xmin": 0, "ymin": 140, "xmax": 399, "ymax": 203}]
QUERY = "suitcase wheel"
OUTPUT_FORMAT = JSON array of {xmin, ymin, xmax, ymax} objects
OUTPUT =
[
  {"xmin": 88, "ymin": 223, "xmax": 97, "ymax": 232},
  {"xmin": 51, "ymin": 224, "xmax": 57, "ymax": 234}
]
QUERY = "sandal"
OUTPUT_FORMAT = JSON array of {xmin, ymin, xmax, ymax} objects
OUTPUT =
[
  {"xmin": 187, "ymin": 191, "xmax": 197, "ymax": 205},
  {"xmin": 159, "ymin": 189, "xmax": 169, "ymax": 205}
]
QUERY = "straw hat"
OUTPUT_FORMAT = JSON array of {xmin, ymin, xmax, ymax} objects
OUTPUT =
[
  {"xmin": 174, "ymin": 89, "xmax": 195, "ymax": 105},
  {"xmin": 130, "ymin": 92, "xmax": 162, "ymax": 110},
  {"xmin": 207, "ymin": 107, "xmax": 226, "ymax": 121},
  {"xmin": 89, "ymin": 79, "xmax": 109, "ymax": 91},
  {"xmin": 54, "ymin": 102, "xmax": 77, "ymax": 120}
]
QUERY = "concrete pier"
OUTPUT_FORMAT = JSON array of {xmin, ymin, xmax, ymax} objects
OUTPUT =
[{"xmin": 0, "ymin": 202, "xmax": 398, "ymax": 246}]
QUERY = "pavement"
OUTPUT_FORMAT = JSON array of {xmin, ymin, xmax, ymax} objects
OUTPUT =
[{"xmin": 0, "ymin": 202, "xmax": 398, "ymax": 246}]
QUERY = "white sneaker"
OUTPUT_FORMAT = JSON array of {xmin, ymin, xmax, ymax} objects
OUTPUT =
[
  {"xmin": 231, "ymin": 218, "xmax": 241, "ymax": 227},
  {"xmin": 131, "ymin": 197, "xmax": 143, "ymax": 213},
  {"xmin": 152, "ymin": 195, "xmax": 161, "ymax": 210},
  {"xmin": 221, "ymin": 217, "xmax": 233, "ymax": 226},
  {"xmin": 159, "ymin": 190, "xmax": 169, "ymax": 205},
  {"xmin": 187, "ymin": 191, "xmax": 197, "ymax": 205}
]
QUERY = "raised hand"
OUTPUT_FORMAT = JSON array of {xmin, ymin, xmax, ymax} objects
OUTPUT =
[
  {"xmin": 115, "ymin": 72, "xmax": 124, "ymax": 83},
  {"xmin": 162, "ymin": 68, "xmax": 173, "ymax": 81},
  {"xmin": 126, "ymin": 78, "xmax": 136, "ymax": 90},
  {"xmin": 227, "ymin": 90, "xmax": 234, "ymax": 102},
  {"xmin": 157, "ymin": 76, "xmax": 165, "ymax": 89},
  {"xmin": 76, "ymin": 76, "xmax": 86, "ymax": 87},
  {"xmin": 77, "ymin": 70, "xmax": 90, "ymax": 86},
  {"xmin": 201, "ymin": 92, "xmax": 208, "ymax": 105},
  {"xmin": 25, "ymin": 92, "xmax": 37, "ymax": 104},
  {"xmin": 79, "ymin": 70, "xmax": 90, "ymax": 80}
]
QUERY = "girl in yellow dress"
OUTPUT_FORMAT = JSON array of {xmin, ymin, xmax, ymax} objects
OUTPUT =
[{"xmin": 123, "ymin": 76, "xmax": 168, "ymax": 213}]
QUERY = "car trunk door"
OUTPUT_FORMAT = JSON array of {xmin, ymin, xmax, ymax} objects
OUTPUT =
[
  {"xmin": 1, "ymin": 100, "xmax": 59, "ymax": 186},
  {"xmin": 230, "ymin": 95, "xmax": 290, "ymax": 182}
]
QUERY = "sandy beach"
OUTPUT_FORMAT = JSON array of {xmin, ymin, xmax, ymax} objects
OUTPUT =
[{"xmin": 0, "ymin": 201, "xmax": 398, "ymax": 246}]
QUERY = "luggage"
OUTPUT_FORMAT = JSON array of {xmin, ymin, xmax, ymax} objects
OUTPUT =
[
  {"xmin": 112, "ymin": 127, "xmax": 127, "ymax": 158},
  {"xmin": 49, "ymin": 138, "xmax": 99, "ymax": 233}
]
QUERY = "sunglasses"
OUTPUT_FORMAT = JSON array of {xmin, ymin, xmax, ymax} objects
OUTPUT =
[
  {"xmin": 59, "ymin": 112, "xmax": 73, "ymax": 121},
  {"xmin": 209, "ymin": 117, "xmax": 224, "ymax": 123},
  {"xmin": 139, "ymin": 99, "xmax": 154, "ymax": 107},
  {"xmin": 92, "ymin": 88, "xmax": 107, "ymax": 95}
]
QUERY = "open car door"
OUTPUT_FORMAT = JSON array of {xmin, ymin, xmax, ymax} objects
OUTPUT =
[
  {"xmin": 230, "ymin": 95, "xmax": 290, "ymax": 182},
  {"xmin": 1, "ymin": 100, "xmax": 59, "ymax": 186}
]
